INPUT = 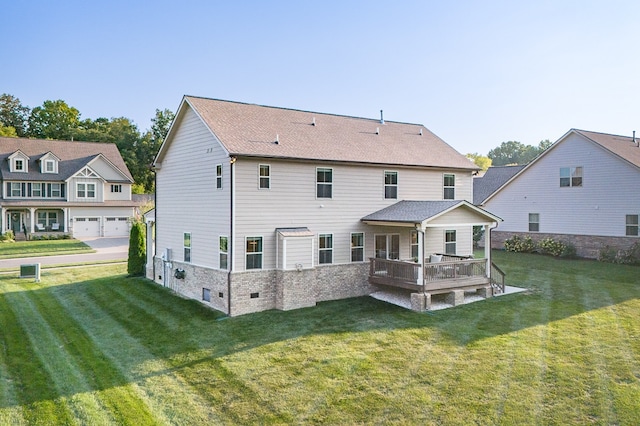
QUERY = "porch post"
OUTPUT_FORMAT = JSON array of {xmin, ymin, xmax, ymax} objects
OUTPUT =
[
  {"xmin": 417, "ymin": 227, "xmax": 424, "ymax": 284},
  {"xmin": 1, "ymin": 207, "xmax": 5, "ymax": 233},
  {"xmin": 29, "ymin": 208, "xmax": 36, "ymax": 233},
  {"xmin": 145, "ymin": 219, "xmax": 155, "ymax": 274},
  {"xmin": 64, "ymin": 208, "xmax": 69, "ymax": 232},
  {"xmin": 484, "ymin": 224, "xmax": 492, "ymax": 279}
]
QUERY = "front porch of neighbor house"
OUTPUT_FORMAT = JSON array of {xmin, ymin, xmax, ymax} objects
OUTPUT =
[
  {"xmin": 361, "ymin": 200, "xmax": 504, "ymax": 311},
  {"xmin": 2, "ymin": 206, "xmax": 69, "ymax": 240}
]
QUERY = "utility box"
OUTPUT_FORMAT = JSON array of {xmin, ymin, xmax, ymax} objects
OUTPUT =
[{"xmin": 20, "ymin": 263, "xmax": 41, "ymax": 282}]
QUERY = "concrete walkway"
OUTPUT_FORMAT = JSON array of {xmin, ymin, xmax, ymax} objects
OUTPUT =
[{"xmin": 0, "ymin": 237, "xmax": 129, "ymax": 269}]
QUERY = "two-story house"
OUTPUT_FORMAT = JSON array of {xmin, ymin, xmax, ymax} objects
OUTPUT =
[
  {"xmin": 0, "ymin": 137, "xmax": 137, "ymax": 239},
  {"xmin": 149, "ymin": 96, "xmax": 503, "ymax": 316},
  {"xmin": 477, "ymin": 129, "xmax": 640, "ymax": 258}
]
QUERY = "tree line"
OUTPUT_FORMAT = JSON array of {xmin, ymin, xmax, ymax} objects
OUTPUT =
[
  {"xmin": 0, "ymin": 93, "xmax": 174, "ymax": 193},
  {"xmin": 467, "ymin": 139, "xmax": 552, "ymax": 171}
]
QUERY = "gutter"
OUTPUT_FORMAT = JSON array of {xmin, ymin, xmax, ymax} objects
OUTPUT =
[{"xmin": 227, "ymin": 156, "xmax": 236, "ymax": 316}]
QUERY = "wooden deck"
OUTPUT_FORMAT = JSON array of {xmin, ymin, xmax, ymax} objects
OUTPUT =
[{"xmin": 369, "ymin": 256, "xmax": 505, "ymax": 295}]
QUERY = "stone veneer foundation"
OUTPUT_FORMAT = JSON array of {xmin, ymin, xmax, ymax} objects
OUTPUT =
[
  {"xmin": 487, "ymin": 231, "xmax": 639, "ymax": 259},
  {"xmin": 151, "ymin": 257, "xmax": 374, "ymax": 316}
]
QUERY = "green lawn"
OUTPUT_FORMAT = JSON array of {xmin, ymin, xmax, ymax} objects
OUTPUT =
[
  {"xmin": 1, "ymin": 252, "xmax": 639, "ymax": 424},
  {"xmin": 0, "ymin": 239, "xmax": 94, "ymax": 259}
]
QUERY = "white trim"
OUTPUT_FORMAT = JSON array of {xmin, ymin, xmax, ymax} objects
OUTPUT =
[
  {"xmin": 383, "ymin": 170, "xmax": 398, "ymax": 200},
  {"xmin": 316, "ymin": 167, "xmax": 333, "ymax": 200},
  {"xmin": 258, "ymin": 164, "xmax": 271, "ymax": 189},
  {"xmin": 245, "ymin": 235, "xmax": 264, "ymax": 270},
  {"xmin": 350, "ymin": 231, "xmax": 365, "ymax": 262},
  {"xmin": 318, "ymin": 232, "xmax": 334, "ymax": 264}
]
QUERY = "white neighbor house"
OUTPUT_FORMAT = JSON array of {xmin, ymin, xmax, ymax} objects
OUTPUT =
[
  {"xmin": 477, "ymin": 129, "xmax": 640, "ymax": 258},
  {"xmin": 149, "ymin": 96, "xmax": 503, "ymax": 316},
  {"xmin": 0, "ymin": 137, "xmax": 138, "ymax": 239}
]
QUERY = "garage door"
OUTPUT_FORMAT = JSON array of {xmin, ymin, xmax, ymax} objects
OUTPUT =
[
  {"xmin": 104, "ymin": 217, "xmax": 129, "ymax": 237},
  {"xmin": 73, "ymin": 217, "xmax": 101, "ymax": 237}
]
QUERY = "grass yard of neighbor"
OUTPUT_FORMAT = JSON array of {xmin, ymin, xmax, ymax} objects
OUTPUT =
[
  {"xmin": 0, "ymin": 239, "xmax": 94, "ymax": 259},
  {"xmin": 1, "ymin": 251, "xmax": 639, "ymax": 424}
]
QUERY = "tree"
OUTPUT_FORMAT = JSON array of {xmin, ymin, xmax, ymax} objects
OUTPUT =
[
  {"xmin": 27, "ymin": 99, "xmax": 80, "ymax": 140},
  {"xmin": 466, "ymin": 153, "xmax": 492, "ymax": 171},
  {"xmin": 0, "ymin": 124, "xmax": 18, "ymax": 137},
  {"xmin": 127, "ymin": 220, "xmax": 146, "ymax": 276},
  {"xmin": 0, "ymin": 94, "xmax": 30, "ymax": 136}
]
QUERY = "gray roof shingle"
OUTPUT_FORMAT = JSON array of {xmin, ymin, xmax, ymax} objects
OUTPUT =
[
  {"xmin": 473, "ymin": 165, "xmax": 525, "ymax": 205},
  {"xmin": 361, "ymin": 200, "xmax": 462, "ymax": 223}
]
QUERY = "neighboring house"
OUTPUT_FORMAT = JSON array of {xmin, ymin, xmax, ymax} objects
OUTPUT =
[
  {"xmin": 473, "ymin": 165, "xmax": 525, "ymax": 206},
  {"xmin": 0, "ymin": 137, "xmax": 138, "ymax": 239},
  {"xmin": 149, "ymin": 96, "xmax": 503, "ymax": 316},
  {"xmin": 477, "ymin": 129, "xmax": 640, "ymax": 258}
]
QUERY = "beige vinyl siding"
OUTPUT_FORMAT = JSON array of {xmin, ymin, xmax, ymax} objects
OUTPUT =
[
  {"xmin": 155, "ymin": 105, "xmax": 230, "ymax": 267},
  {"xmin": 279, "ymin": 237, "xmax": 313, "ymax": 270},
  {"xmin": 485, "ymin": 133, "xmax": 640, "ymax": 237},
  {"xmin": 103, "ymin": 183, "xmax": 131, "ymax": 201},
  {"xmin": 88, "ymin": 157, "xmax": 130, "ymax": 181},
  {"xmin": 68, "ymin": 178, "xmax": 103, "ymax": 202},
  {"xmin": 424, "ymin": 226, "xmax": 473, "ymax": 256},
  {"xmin": 428, "ymin": 206, "xmax": 494, "ymax": 226},
  {"xmin": 233, "ymin": 159, "xmax": 476, "ymax": 269}
]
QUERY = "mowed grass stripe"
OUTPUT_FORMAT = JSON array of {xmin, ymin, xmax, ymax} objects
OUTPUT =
[
  {"xmin": 22, "ymin": 281, "xmax": 159, "ymax": 425},
  {"xmin": 50, "ymin": 276, "xmax": 224, "ymax": 425},
  {"xmin": 0, "ymin": 292, "xmax": 75, "ymax": 425},
  {"xmin": 74, "ymin": 276, "xmax": 294, "ymax": 423}
]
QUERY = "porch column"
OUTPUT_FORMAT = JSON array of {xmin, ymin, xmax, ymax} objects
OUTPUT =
[
  {"xmin": 64, "ymin": 208, "xmax": 69, "ymax": 232},
  {"xmin": 484, "ymin": 224, "xmax": 492, "ymax": 279},
  {"xmin": 145, "ymin": 219, "xmax": 155, "ymax": 272},
  {"xmin": 417, "ymin": 228, "xmax": 424, "ymax": 284},
  {"xmin": 29, "ymin": 208, "xmax": 36, "ymax": 233},
  {"xmin": 1, "ymin": 207, "xmax": 5, "ymax": 233}
]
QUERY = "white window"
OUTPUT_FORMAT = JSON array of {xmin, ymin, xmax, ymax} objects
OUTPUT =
[
  {"xmin": 443, "ymin": 174, "xmax": 455, "ymax": 200},
  {"xmin": 316, "ymin": 167, "xmax": 332, "ymax": 198},
  {"xmin": 259, "ymin": 164, "xmax": 270, "ymax": 189},
  {"xmin": 411, "ymin": 231, "xmax": 419, "ymax": 260},
  {"xmin": 318, "ymin": 234, "xmax": 333, "ymax": 264},
  {"xmin": 111, "ymin": 184, "xmax": 122, "ymax": 193},
  {"xmin": 445, "ymin": 230, "xmax": 457, "ymax": 255},
  {"xmin": 246, "ymin": 236, "xmax": 263, "ymax": 269},
  {"xmin": 77, "ymin": 183, "xmax": 96, "ymax": 198},
  {"xmin": 384, "ymin": 171, "xmax": 398, "ymax": 199},
  {"xmin": 219, "ymin": 236, "xmax": 228, "ymax": 269},
  {"xmin": 31, "ymin": 183, "xmax": 42, "ymax": 197},
  {"xmin": 44, "ymin": 160, "xmax": 56, "ymax": 173},
  {"xmin": 14, "ymin": 159, "xmax": 24, "ymax": 172},
  {"xmin": 10, "ymin": 182, "xmax": 22, "ymax": 197},
  {"xmin": 529, "ymin": 213, "xmax": 540, "ymax": 232},
  {"xmin": 351, "ymin": 232, "xmax": 364, "ymax": 262},
  {"xmin": 560, "ymin": 167, "xmax": 582, "ymax": 187},
  {"xmin": 216, "ymin": 164, "xmax": 223, "ymax": 189},
  {"xmin": 50, "ymin": 183, "xmax": 62, "ymax": 198},
  {"xmin": 184, "ymin": 232, "xmax": 191, "ymax": 262},
  {"xmin": 626, "ymin": 215, "xmax": 639, "ymax": 236}
]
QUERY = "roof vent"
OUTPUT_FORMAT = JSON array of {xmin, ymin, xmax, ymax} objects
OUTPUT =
[
  {"xmin": 375, "ymin": 127, "xmax": 379, "ymax": 135},
  {"xmin": 312, "ymin": 117, "xmax": 316, "ymax": 126},
  {"xmin": 634, "ymin": 130, "xmax": 638, "ymax": 147},
  {"xmin": 275, "ymin": 134, "xmax": 279, "ymax": 144},
  {"xmin": 380, "ymin": 110, "xmax": 384, "ymax": 124},
  {"xmin": 419, "ymin": 128, "xmax": 423, "ymax": 136}
]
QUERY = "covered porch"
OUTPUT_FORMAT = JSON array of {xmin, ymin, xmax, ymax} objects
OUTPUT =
[
  {"xmin": 361, "ymin": 200, "xmax": 504, "ymax": 311},
  {"xmin": 2, "ymin": 206, "xmax": 69, "ymax": 239}
]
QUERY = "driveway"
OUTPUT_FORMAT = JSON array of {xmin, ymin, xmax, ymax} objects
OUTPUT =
[{"xmin": 0, "ymin": 237, "xmax": 129, "ymax": 269}]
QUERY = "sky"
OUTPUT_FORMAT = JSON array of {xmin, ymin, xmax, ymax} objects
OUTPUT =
[{"xmin": 3, "ymin": 0, "xmax": 640, "ymax": 155}]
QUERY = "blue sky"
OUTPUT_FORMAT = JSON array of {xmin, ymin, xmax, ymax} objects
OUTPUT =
[{"xmin": 3, "ymin": 0, "xmax": 640, "ymax": 155}]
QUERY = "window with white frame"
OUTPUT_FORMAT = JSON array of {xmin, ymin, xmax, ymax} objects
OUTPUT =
[
  {"xmin": 529, "ymin": 213, "xmax": 540, "ymax": 232},
  {"xmin": 77, "ymin": 182, "xmax": 96, "ymax": 198},
  {"xmin": 319, "ymin": 233, "xmax": 333, "ymax": 264},
  {"xmin": 44, "ymin": 160, "xmax": 56, "ymax": 173},
  {"xmin": 384, "ymin": 171, "xmax": 398, "ymax": 199},
  {"xmin": 219, "ymin": 236, "xmax": 228, "ymax": 269},
  {"xmin": 560, "ymin": 167, "xmax": 582, "ymax": 187},
  {"xmin": 37, "ymin": 211, "xmax": 58, "ymax": 228},
  {"xmin": 626, "ymin": 215, "xmax": 639, "ymax": 236},
  {"xmin": 184, "ymin": 232, "xmax": 191, "ymax": 262},
  {"xmin": 445, "ymin": 230, "xmax": 457, "ymax": 255},
  {"xmin": 14, "ymin": 159, "xmax": 24, "ymax": 172},
  {"xmin": 375, "ymin": 234, "xmax": 400, "ymax": 260},
  {"xmin": 351, "ymin": 232, "xmax": 364, "ymax": 262},
  {"xmin": 50, "ymin": 183, "xmax": 62, "ymax": 198},
  {"xmin": 111, "ymin": 184, "xmax": 122, "ymax": 193},
  {"xmin": 31, "ymin": 183, "xmax": 42, "ymax": 197},
  {"xmin": 259, "ymin": 164, "xmax": 270, "ymax": 189},
  {"xmin": 246, "ymin": 236, "xmax": 263, "ymax": 269},
  {"xmin": 216, "ymin": 164, "xmax": 223, "ymax": 189},
  {"xmin": 443, "ymin": 174, "xmax": 455, "ymax": 200},
  {"xmin": 411, "ymin": 231, "xmax": 419, "ymax": 260},
  {"xmin": 10, "ymin": 182, "xmax": 22, "ymax": 197},
  {"xmin": 316, "ymin": 167, "xmax": 332, "ymax": 198}
]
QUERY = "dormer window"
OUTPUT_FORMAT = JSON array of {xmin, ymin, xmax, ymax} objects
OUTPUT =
[
  {"xmin": 8, "ymin": 150, "xmax": 29, "ymax": 173},
  {"xmin": 39, "ymin": 152, "xmax": 60, "ymax": 174},
  {"xmin": 14, "ymin": 159, "xmax": 24, "ymax": 171},
  {"xmin": 44, "ymin": 160, "xmax": 56, "ymax": 173}
]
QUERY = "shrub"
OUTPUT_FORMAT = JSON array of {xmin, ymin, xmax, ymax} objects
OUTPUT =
[
  {"xmin": 599, "ymin": 246, "xmax": 620, "ymax": 263},
  {"xmin": 504, "ymin": 235, "xmax": 536, "ymax": 253},
  {"xmin": 1, "ymin": 230, "xmax": 15, "ymax": 242},
  {"xmin": 538, "ymin": 238, "xmax": 564, "ymax": 257},
  {"xmin": 127, "ymin": 221, "xmax": 146, "ymax": 276},
  {"xmin": 561, "ymin": 242, "xmax": 577, "ymax": 258}
]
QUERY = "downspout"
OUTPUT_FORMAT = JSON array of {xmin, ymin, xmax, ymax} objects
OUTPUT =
[
  {"xmin": 228, "ymin": 156, "xmax": 236, "ymax": 316},
  {"xmin": 486, "ymin": 221, "xmax": 498, "ymax": 280},
  {"xmin": 152, "ymin": 167, "xmax": 157, "ymax": 282}
]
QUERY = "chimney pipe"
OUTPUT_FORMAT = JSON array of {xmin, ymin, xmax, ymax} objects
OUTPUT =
[
  {"xmin": 634, "ymin": 130, "xmax": 637, "ymax": 147},
  {"xmin": 380, "ymin": 110, "xmax": 384, "ymax": 124}
]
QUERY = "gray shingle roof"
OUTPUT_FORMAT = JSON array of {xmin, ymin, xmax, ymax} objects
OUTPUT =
[
  {"xmin": 473, "ymin": 165, "xmax": 525, "ymax": 205},
  {"xmin": 0, "ymin": 137, "xmax": 133, "ymax": 182},
  {"xmin": 361, "ymin": 200, "xmax": 462, "ymax": 223},
  {"xmin": 170, "ymin": 96, "xmax": 478, "ymax": 170}
]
